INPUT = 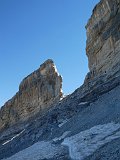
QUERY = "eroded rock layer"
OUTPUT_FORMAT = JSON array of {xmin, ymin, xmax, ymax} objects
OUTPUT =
[
  {"xmin": 0, "ymin": 59, "xmax": 63, "ymax": 131},
  {"xmin": 0, "ymin": 0, "xmax": 120, "ymax": 160},
  {"xmin": 86, "ymin": 0, "xmax": 120, "ymax": 81}
]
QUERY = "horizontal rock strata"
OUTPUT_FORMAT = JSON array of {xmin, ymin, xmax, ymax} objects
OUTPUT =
[
  {"xmin": 85, "ymin": 0, "xmax": 120, "ymax": 81},
  {"xmin": 0, "ymin": 59, "xmax": 63, "ymax": 131},
  {"xmin": 0, "ymin": 0, "xmax": 120, "ymax": 160}
]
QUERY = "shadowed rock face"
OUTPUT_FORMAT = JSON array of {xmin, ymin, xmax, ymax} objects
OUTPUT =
[
  {"xmin": 0, "ymin": 1, "xmax": 120, "ymax": 160},
  {"xmin": 0, "ymin": 59, "xmax": 63, "ymax": 131},
  {"xmin": 85, "ymin": 0, "xmax": 120, "ymax": 81}
]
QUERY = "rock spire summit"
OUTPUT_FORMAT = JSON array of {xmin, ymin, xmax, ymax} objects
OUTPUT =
[{"xmin": 0, "ymin": 59, "xmax": 63, "ymax": 131}]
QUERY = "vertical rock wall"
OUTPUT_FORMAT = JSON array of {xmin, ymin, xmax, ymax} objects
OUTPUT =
[
  {"xmin": 0, "ymin": 59, "xmax": 63, "ymax": 131},
  {"xmin": 86, "ymin": 0, "xmax": 120, "ymax": 81}
]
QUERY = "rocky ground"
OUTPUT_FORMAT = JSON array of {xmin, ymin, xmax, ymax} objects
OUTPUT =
[
  {"xmin": 0, "ymin": 74, "xmax": 120, "ymax": 160},
  {"xmin": 0, "ymin": 0, "xmax": 120, "ymax": 159}
]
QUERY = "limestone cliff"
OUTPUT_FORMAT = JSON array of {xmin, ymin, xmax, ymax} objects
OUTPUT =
[
  {"xmin": 0, "ymin": 1, "xmax": 120, "ymax": 160},
  {"xmin": 0, "ymin": 59, "xmax": 63, "ymax": 131},
  {"xmin": 85, "ymin": 0, "xmax": 120, "ymax": 82}
]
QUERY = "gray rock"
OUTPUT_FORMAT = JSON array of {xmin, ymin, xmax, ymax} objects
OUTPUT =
[{"xmin": 0, "ymin": 0, "xmax": 120, "ymax": 160}]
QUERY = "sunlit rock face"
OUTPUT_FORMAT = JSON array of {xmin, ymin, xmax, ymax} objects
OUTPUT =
[
  {"xmin": 85, "ymin": 0, "xmax": 120, "ymax": 81},
  {"xmin": 0, "ymin": 59, "xmax": 63, "ymax": 131}
]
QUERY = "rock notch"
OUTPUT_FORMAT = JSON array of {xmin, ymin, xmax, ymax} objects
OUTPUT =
[
  {"xmin": 85, "ymin": 0, "xmax": 120, "ymax": 82},
  {"xmin": 0, "ymin": 59, "xmax": 63, "ymax": 131}
]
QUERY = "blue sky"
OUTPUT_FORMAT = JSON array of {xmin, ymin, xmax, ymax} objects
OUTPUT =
[{"xmin": 0, "ymin": 0, "xmax": 99, "ymax": 107}]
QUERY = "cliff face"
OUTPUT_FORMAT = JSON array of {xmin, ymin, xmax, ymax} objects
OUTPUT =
[
  {"xmin": 0, "ymin": 59, "xmax": 62, "ymax": 131},
  {"xmin": 86, "ymin": 0, "xmax": 120, "ymax": 81},
  {"xmin": 0, "ymin": 1, "xmax": 120, "ymax": 160}
]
